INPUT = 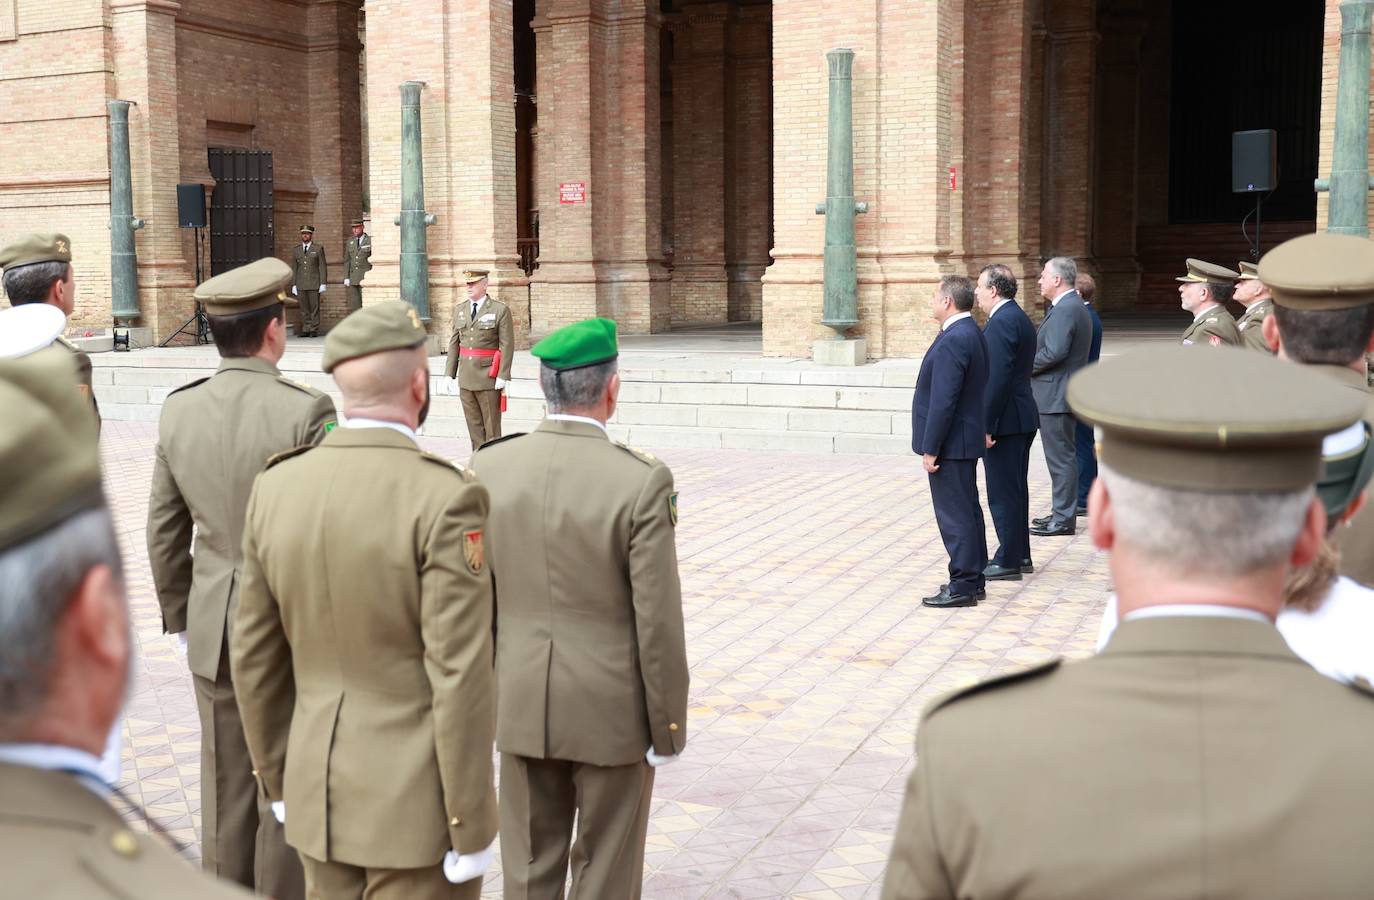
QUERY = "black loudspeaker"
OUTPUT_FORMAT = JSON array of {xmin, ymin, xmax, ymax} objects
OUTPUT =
[
  {"xmin": 1232, "ymin": 129, "xmax": 1278, "ymax": 193},
  {"xmin": 176, "ymin": 183, "xmax": 206, "ymax": 228}
]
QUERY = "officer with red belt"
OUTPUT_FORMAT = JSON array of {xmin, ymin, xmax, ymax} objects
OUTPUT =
[{"xmin": 445, "ymin": 269, "xmax": 514, "ymax": 450}]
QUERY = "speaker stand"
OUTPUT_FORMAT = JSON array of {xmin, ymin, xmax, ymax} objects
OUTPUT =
[
  {"xmin": 160, "ymin": 227, "xmax": 210, "ymax": 346},
  {"xmin": 1251, "ymin": 194, "xmax": 1262, "ymax": 262}
]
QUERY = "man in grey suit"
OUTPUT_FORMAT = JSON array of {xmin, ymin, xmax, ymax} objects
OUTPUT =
[{"xmin": 1029, "ymin": 257, "xmax": 1093, "ymax": 536}]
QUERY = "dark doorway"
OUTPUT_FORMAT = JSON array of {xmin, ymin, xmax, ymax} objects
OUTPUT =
[{"xmin": 208, "ymin": 149, "xmax": 275, "ymax": 275}]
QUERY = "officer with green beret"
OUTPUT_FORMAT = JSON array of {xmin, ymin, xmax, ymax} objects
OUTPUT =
[
  {"xmin": 0, "ymin": 340, "xmax": 249, "ymax": 899},
  {"xmin": 233, "ymin": 301, "xmax": 498, "ymax": 900},
  {"xmin": 342, "ymin": 219, "xmax": 371, "ymax": 312},
  {"xmin": 1175, "ymin": 258, "xmax": 1242, "ymax": 347},
  {"xmin": 1258, "ymin": 232, "xmax": 1374, "ymax": 592},
  {"xmin": 291, "ymin": 224, "xmax": 328, "ymax": 337},
  {"xmin": 1233, "ymin": 260, "xmax": 1276, "ymax": 353},
  {"xmin": 0, "ymin": 232, "xmax": 100, "ymax": 432},
  {"xmin": 881, "ymin": 345, "xmax": 1374, "ymax": 900},
  {"xmin": 146, "ymin": 257, "xmax": 336, "ymax": 898},
  {"xmin": 471, "ymin": 318, "xmax": 689, "ymax": 900},
  {"xmin": 444, "ymin": 268, "xmax": 514, "ymax": 449}
]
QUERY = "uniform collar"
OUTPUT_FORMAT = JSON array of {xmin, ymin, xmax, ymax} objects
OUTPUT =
[
  {"xmin": 0, "ymin": 744, "xmax": 110, "ymax": 796},
  {"xmin": 323, "ymin": 423, "xmax": 418, "ymax": 450},
  {"xmin": 1100, "ymin": 613, "xmax": 1296, "ymax": 660},
  {"xmin": 1192, "ymin": 302, "xmax": 1222, "ymax": 323},
  {"xmin": 536, "ymin": 417, "xmax": 610, "ymax": 441},
  {"xmin": 342, "ymin": 417, "xmax": 418, "ymax": 441},
  {"xmin": 1308, "ymin": 363, "xmax": 1370, "ymax": 393},
  {"xmin": 545, "ymin": 413, "xmax": 608, "ymax": 435},
  {"xmin": 215, "ymin": 356, "xmax": 281, "ymax": 378}
]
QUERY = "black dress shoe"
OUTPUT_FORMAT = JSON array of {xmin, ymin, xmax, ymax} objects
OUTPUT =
[
  {"xmin": 1021, "ymin": 559, "xmax": 1034, "ymax": 574},
  {"xmin": 983, "ymin": 564, "xmax": 1022, "ymax": 581},
  {"xmin": 1030, "ymin": 523, "xmax": 1075, "ymax": 537},
  {"xmin": 922, "ymin": 586, "xmax": 982, "ymax": 608},
  {"xmin": 1031, "ymin": 515, "xmax": 1052, "ymax": 528},
  {"xmin": 1076, "ymin": 504, "xmax": 1089, "ymax": 516}
]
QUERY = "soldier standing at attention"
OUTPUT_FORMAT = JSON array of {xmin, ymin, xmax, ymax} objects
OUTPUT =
[
  {"xmin": 0, "ymin": 330, "xmax": 249, "ymax": 899},
  {"xmin": 233, "ymin": 302, "xmax": 498, "ymax": 900},
  {"xmin": 881, "ymin": 346, "xmax": 1374, "ymax": 900},
  {"xmin": 291, "ymin": 224, "xmax": 328, "ymax": 337},
  {"xmin": 1234, "ymin": 259, "xmax": 1276, "ymax": 352},
  {"xmin": 0, "ymin": 233, "xmax": 100, "ymax": 432},
  {"xmin": 445, "ymin": 268, "xmax": 513, "ymax": 449},
  {"xmin": 1175, "ymin": 258, "xmax": 1242, "ymax": 346},
  {"xmin": 343, "ymin": 218, "xmax": 371, "ymax": 312},
  {"xmin": 146, "ymin": 258, "xmax": 335, "ymax": 898},
  {"xmin": 471, "ymin": 318, "xmax": 689, "ymax": 900}
]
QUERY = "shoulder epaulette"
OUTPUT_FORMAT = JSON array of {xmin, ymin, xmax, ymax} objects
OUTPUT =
[
  {"xmin": 922, "ymin": 658, "xmax": 1062, "ymax": 721},
  {"xmin": 474, "ymin": 432, "xmax": 526, "ymax": 452},
  {"xmin": 264, "ymin": 444, "xmax": 315, "ymax": 469},
  {"xmin": 420, "ymin": 450, "xmax": 476, "ymax": 480},
  {"xmin": 1351, "ymin": 675, "xmax": 1374, "ymax": 699},
  {"xmin": 614, "ymin": 440, "xmax": 659, "ymax": 466},
  {"xmin": 276, "ymin": 375, "xmax": 325, "ymax": 397},
  {"xmin": 167, "ymin": 376, "xmax": 211, "ymax": 397}
]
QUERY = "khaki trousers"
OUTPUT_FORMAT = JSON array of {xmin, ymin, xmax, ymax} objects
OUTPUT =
[
  {"xmin": 499, "ymin": 753, "xmax": 655, "ymax": 900},
  {"xmin": 347, "ymin": 283, "xmax": 363, "ymax": 312},
  {"xmin": 298, "ymin": 289, "xmax": 321, "ymax": 333},
  {"xmin": 301, "ymin": 854, "xmax": 482, "ymax": 900},
  {"xmin": 460, "ymin": 388, "xmax": 502, "ymax": 449},
  {"xmin": 193, "ymin": 639, "xmax": 305, "ymax": 898}
]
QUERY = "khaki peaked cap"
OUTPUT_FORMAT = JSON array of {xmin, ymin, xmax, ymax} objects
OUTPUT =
[
  {"xmin": 321, "ymin": 300, "xmax": 428, "ymax": 373},
  {"xmin": 194, "ymin": 258, "xmax": 293, "ymax": 316},
  {"xmin": 462, "ymin": 269, "xmax": 489, "ymax": 284},
  {"xmin": 1237, "ymin": 260, "xmax": 1259, "ymax": 280},
  {"xmin": 1259, "ymin": 233, "xmax": 1374, "ymax": 310},
  {"xmin": 1176, "ymin": 258, "xmax": 1240, "ymax": 284}
]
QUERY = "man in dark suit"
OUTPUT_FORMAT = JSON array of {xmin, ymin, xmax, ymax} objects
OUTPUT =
[
  {"xmin": 1030, "ymin": 257, "xmax": 1093, "ymax": 536},
  {"xmin": 1073, "ymin": 273, "xmax": 1104, "ymax": 515},
  {"xmin": 913, "ymin": 276, "xmax": 990, "ymax": 607},
  {"xmin": 976, "ymin": 265, "xmax": 1038, "ymax": 581}
]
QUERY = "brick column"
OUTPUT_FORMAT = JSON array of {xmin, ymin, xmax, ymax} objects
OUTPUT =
[
  {"xmin": 725, "ymin": 1, "xmax": 770, "ymax": 323},
  {"xmin": 1040, "ymin": 0, "xmax": 1098, "ymax": 264},
  {"xmin": 1091, "ymin": 10, "xmax": 1146, "ymax": 313}
]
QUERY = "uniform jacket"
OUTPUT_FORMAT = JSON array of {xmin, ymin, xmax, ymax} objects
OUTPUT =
[
  {"xmin": 0, "ymin": 762, "xmax": 250, "ymax": 898},
  {"xmin": 1180, "ymin": 304, "xmax": 1242, "ymax": 347},
  {"xmin": 292, "ymin": 242, "xmax": 328, "ymax": 291},
  {"xmin": 444, "ymin": 295, "xmax": 514, "ymax": 389},
  {"xmin": 1237, "ymin": 298, "xmax": 1275, "ymax": 352},
  {"xmin": 881, "ymin": 616, "xmax": 1374, "ymax": 900},
  {"xmin": 233, "ymin": 427, "xmax": 497, "ymax": 868},
  {"xmin": 470, "ymin": 419, "xmax": 690, "ymax": 767},
  {"xmin": 1317, "ymin": 364, "xmax": 1374, "ymax": 588},
  {"xmin": 981, "ymin": 301, "xmax": 1038, "ymax": 438},
  {"xmin": 56, "ymin": 335, "xmax": 100, "ymax": 433},
  {"xmin": 344, "ymin": 233, "xmax": 372, "ymax": 284},
  {"xmin": 912, "ymin": 316, "xmax": 989, "ymax": 460},
  {"xmin": 1030, "ymin": 290, "xmax": 1093, "ymax": 414},
  {"xmin": 147, "ymin": 357, "xmax": 335, "ymax": 681}
]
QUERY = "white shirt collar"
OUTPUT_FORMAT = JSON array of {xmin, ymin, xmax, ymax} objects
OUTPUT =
[
  {"xmin": 1123, "ymin": 604, "xmax": 1273, "ymax": 625},
  {"xmin": 941, "ymin": 310, "xmax": 973, "ymax": 332},
  {"xmin": 0, "ymin": 743, "xmax": 110, "ymax": 796},
  {"xmin": 989, "ymin": 298, "xmax": 1014, "ymax": 318},
  {"xmin": 1193, "ymin": 303, "xmax": 1220, "ymax": 323},
  {"xmin": 1051, "ymin": 289, "xmax": 1074, "ymax": 307},
  {"xmin": 301, "ymin": 242, "xmax": 312, "ymax": 249},
  {"xmin": 546, "ymin": 413, "xmax": 608, "ymax": 435},
  {"xmin": 470, "ymin": 296, "xmax": 487, "ymax": 313},
  {"xmin": 342, "ymin": 417, "xmax": 418, "ymax": 441}
]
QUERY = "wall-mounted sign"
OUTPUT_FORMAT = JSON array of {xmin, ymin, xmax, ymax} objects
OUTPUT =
[
  {"xmin": 559, "ymin": 181, "xmax": 586, "ymax": 205},
  {"xmin": 949, "ymin": 166, "xmax": 957, "ymax": 191}
]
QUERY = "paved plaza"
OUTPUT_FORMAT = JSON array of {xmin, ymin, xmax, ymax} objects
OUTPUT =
[{"xmin": 103, "ymin": 418, "xmax": 1110, "ymax": 899}]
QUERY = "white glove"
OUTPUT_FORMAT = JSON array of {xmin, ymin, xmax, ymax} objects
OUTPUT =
[
  {"xmin": 319, "ymin": 284, "xmax": 327, "ymax": 294},
  {"xmin": 646, "ymin": 747, "xmax": 678, "ymax": 767},
  {"xmin": 172, "ymin": 632, "xmax": 188, "ymax": 658},
  {"xmin": 343, "ymin": 278, "xmax": 350, "ymax": 287},
  {"xmin": 271, "ymin": 801, "xmax": 285, "ymax": 824},
  {"xmin": 494, "ymin": 377, "xmax": 507, "ymax": 391},
  {"xmin": 445, "ymin": 376, "xmax": 458, "ymax": 396},
  {"xmin": 291, "ymin": 285, "xmax": 298, "ymax": 296},
  {"xmin": 443, "ymin": 841, "xmax": 495, "ymax": 884}
]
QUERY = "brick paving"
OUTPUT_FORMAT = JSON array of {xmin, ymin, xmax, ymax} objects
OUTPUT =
[{"xmin": 103, "ymin": 420, "xmax": 1109, "ymax": 899}]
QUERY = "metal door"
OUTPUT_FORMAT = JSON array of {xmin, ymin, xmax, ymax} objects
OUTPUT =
[{"xmin": 208, "ymin": 149, "xmax": 275, "ymax": 276}]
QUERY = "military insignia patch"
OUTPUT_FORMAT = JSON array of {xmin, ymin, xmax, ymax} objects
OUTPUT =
[
  {"xmin": 1208, "ymin": 334, "xmax": 1221, "ymax": 347},
  {"xmin": 323, "ymin": 421, "xmax": 337, "ymax": 433},
  {"xmin": 56, "ymin": 239, "xmax": 68, "ymax": 254},
  {"xmin": 464, "ymin": 530, "xmax": 485, "ymax": 574},
  {"xmin": 668, "ymin": 492, "xmax": 679, "ymax": 526}
]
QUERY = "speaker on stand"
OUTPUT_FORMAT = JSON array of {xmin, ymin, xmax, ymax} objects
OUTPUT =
[
  {"xmin": 162, "ymin": 184, "xmax": 211, "ymax": 346},
  {"xmin": 1232, "ymin": 129, "xmax": 1278, "ymax": 262}
]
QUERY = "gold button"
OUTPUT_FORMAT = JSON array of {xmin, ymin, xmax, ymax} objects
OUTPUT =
[
  {"xmin": 110, "ymin": 830, "xmax": 141, "ymax": 859},
  {"xmin": 251, "ymin": 769, "xmax": 259, "ymax": 777},
  {"xmin": 668, "ymin": 723, "xmax": 679, "ymax": 732},
  {"xmin": 450, "ymin": 816, "xmax": 461, "ymax": 827}
]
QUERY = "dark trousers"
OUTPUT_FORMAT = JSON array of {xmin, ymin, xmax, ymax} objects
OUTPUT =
[
  {"xmin": 1075, "ymin": 419, "xmax": 1097, "ymax": 508},
  {"xmin": 984, "ymin": 431, "xmax": 1034, "ymax": 569},
  {"xmin": 928, "ymin": 458, "xmax": 988, "ymax": 596},
  {"xmin": 1038, "ymin": 412, "xmax": 1079, "ymax": 529}
]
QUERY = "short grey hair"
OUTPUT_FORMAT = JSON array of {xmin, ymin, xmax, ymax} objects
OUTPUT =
[
  {"xmin": 1099, "ymin": 464, "xmax": 1312, "ymax": 576},
  {"xmin": 1046, "ymin": 256, "xmax": 1078, "ymax": 287},
  {"xmin": 539, "ymin": 359, "xmax": 617, "ymax": 413},
  {"xmin": 2, "ymin": 261, "xmax": 70, "ymax": 304},
  {"xmin": 0, "ymin": 507, "xmax": 123, "ymax": 736}
]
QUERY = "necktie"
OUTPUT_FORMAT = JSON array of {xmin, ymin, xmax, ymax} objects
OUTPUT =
[{"xmin": 471, "ymin": 302, "xmax": 479, "ymax": 321}]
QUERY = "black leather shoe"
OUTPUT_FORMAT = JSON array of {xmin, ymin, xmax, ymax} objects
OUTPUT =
[
  {"xmin": 1031, "ymin": 515, "xmax": 1052, "ymax": 528},
  {"xmin": 983, "ymin": 564, "xmax": 1022, "ymax": 581},
  {"xmin": 1021, "ymin": 559, "xmax": 1034, "ymax": 573},
  {"xmin": 1030, "ymin": 523, "xmax": 1075, "ymax": 537},
  {"xmin": 922, "ymin": 586, "xmax": 982, "ymax": 608},
  {"xmin": 1076, "ymin": 504, "xmax": 1089, "ymax": 516}
]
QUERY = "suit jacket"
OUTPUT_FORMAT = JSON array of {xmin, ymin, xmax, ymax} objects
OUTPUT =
[
  {"xmin": 1180, "ymin": 305, "xmax": 1242, "ymax": 347},
  {"xmin": 912, "ymin": 316, "xmax": 988, "ymax": 459},
  {"xmin": 1237, "ymin": 298, "xmax": 1275, "ymax": 352},
  {"xmin": 470, "ymin": 419, "xmax": 690, "ymax": 767},
  {"xmin": 1030, "ymin": 290, "xmax": 1093, "ymax": 414},
  {"xmin": 147, "ymin": 357, "xmax": 336, "ymax": 680},
  {"xmin": 1315, "ymin": 364, "xmax": 1374, "ymax": 588},
  {"xmin": 292, "ymin": 242, "xmax": 327, "ymax": 290},
  {"xmin": 232, "ymin": 427, "xmax": 498, "ymax": 867},
  {"xmin": 1084, "ymin": 300, "xmax": 1103, "ymax": 363},
  {"xmin": 444, "ymin": 295, "xmax": 514, "ymax": 389},
  {"xmin": 881, "ymin": 616, "xmax": 1374, "ymax": 900},
  {"xmin": 344, "ymin": 233, "xmax": 372, "ymax": 283},
  {"xmin": 0, "ymin": 763, "xmax": 250, "ymax": 898},
  {"xmin": 981, "ymin": 301, "xmax": 1038, "ymax": 437}
]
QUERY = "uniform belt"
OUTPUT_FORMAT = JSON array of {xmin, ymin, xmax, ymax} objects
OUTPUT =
[{"xmin": 459, "ymin": 348, "xmax": 498, "ymax": 358}]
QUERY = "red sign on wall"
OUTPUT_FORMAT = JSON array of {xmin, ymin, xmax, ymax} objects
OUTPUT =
[
  {"xmin": 949, "ymin": 166, "xmax": 958, "ymax": 191},
  {"xmin": 559, "ymin": 181, "xmax": 587, "ymax": 205}
]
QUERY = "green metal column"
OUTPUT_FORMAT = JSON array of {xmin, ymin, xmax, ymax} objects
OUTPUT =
[
  {"xmin": 107, "ymin": 100, "xmax": 145, "ymax": 321},
  {"xmin": 1320, "ymin": 0, "xmax": 1374, "ymax": 236},
  {"xmin": 814, "ymin": 48, "xmax": 868, "ymax": 338},
  {"xmin": 395, "ymin": 81, "xmax": 437, "ymax": 320}
]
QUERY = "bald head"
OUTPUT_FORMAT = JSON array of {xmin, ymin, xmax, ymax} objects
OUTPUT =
[{"xmin": 332, "ymin": 345, "xmax": 430, "ymax": 427}]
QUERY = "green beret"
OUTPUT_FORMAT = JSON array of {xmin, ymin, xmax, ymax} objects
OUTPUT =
[
  {"xmin": 462, "ymin": 269, "xmax": 489, "ymax": 284},
  {"xmin": 0, "ymin": 233, "xmax": 72, "ymax": 271},
  {"xmin": 531, "ymin": 318, "xmax": 618, "ymax": 371},
  {"xmin": 194, "ymin": 258, "xmax": 292, "ymax": 316},
  {"xmin": 1176, "ymin": 258, "xmax": 1240, "ymax": 284},
  {"xmin": 1319, "ymin": 422, "xmax": 1374, "ymax": 518},
  {"xmin": 321, "ymin": 300, "xmax": 428, "ymax": 373},
  {"xmin": 0, "ymin": 346, "xmax": 103, "ymax": 551},
  {"xmin": 1068, "ymin": 345, "xmax": 1364, "ymax": 492},
  {"xmin": 1258, "ymin": 233, "xmax": 1374, "ymax": 311}
]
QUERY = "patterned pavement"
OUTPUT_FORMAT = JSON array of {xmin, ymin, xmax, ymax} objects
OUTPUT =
[{"xmin": 102, "ymin": 420, "xmax": 1109, "ymax": 899}]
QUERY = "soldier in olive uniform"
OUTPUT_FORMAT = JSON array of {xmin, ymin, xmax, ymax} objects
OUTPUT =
[
  {"xmin": 291, "ymin": 224, "xmax": 328, "ymax": 337},
  {"xmin": 233, "ymin": 302, "xmax": 498, "ymax": 900},
  {"xmin": 1259, "ymin": 232, "xmax": 1374, "ymax": 591},
  {"xmin": 0, "ymin": 232, "xmax": 100, "ymax": 432},
  {"xmin": 1234, "ymin": 260, "xmax": 1275, "ymax": 352},
  {"xmin": 1175, "ymin": 258, "xmax": 1242, "ymax": 346},
  {"xmin": 343, "ymin": 218, "xmax": 372, "ymax": 312},
  {"xmin": 881, "ymin": 346, "xmax": 1374, "ymax": 900},
  {"xmin": 146, "ymin": 258, "xmax": 335, "ymax": 898},
  {"xmin": 0, "ymin": 327, "xmax": 249, "ymax": 899},
  {"xmin": 471, "ymin": 318, "xmax": 689, "ymax": 900},
  {"xmin": 444, "ymin": 269, "xmax": 514, "ymax": 449}
]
